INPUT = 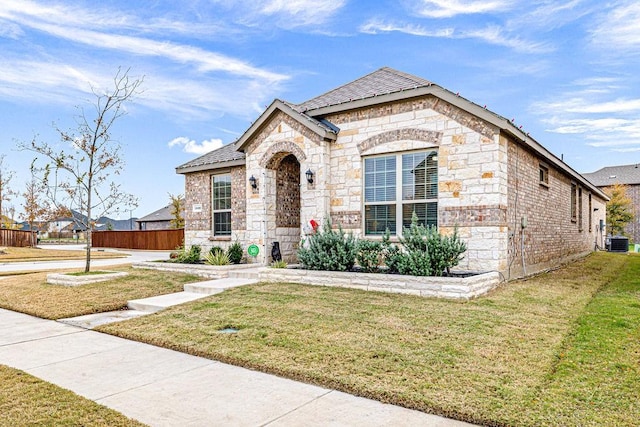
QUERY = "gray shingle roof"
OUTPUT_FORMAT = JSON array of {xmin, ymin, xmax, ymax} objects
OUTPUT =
[
  {"xmin": 583, "ymin": 164, "xmax": 640, "ymax": 186},
  {"xmin": 136, "ymin": 205, "xmax": 174, "ymax": 222},
  {"xmin": 176, "ymin": 143, "xmax": 245, "ymax": 173},
  {"xmin": 296, "ymin": 67, "xmax": 432, "ymax": 112}
]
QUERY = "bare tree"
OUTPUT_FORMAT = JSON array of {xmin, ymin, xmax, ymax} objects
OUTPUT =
[
  {"xmin": 21, "ymin": 68, "xmax": 142, "ymax": 271},
  {"xmin": 0, "ymin": 154, "xmax": 15, "ymax": 228},
  {"xmin": 168, "ymin": 193, "xmax": 185, "ymax": 229}
]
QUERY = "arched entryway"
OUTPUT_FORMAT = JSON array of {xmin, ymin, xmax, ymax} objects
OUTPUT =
[{"xmin": 265, "ymin": 153, "xmax": 301, "ymax": 263}]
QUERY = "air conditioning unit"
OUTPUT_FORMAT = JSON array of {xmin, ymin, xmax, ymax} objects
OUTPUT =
[{"xmin": 608, "ymin": 236, "xmax": 629, "ymax": 253}]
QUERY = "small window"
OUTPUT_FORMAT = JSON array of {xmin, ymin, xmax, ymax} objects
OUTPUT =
[
  {"xmin": 588, "ymin": 193, "xmax": 592, "ymax": 232},
  {"xmin": 570, "ymin": 182, "xmax": 577, "ymax": 222},
  {"xmin": 578, "ymin": 187, "xmax": 583, "ymax": 231},
  {"xmin": 539, "ymin": 164, "xmax": 549, "ymax": 187},
  {"xmin": 212, "ymin": 174, "xmax": 231, "ymax": 236}
]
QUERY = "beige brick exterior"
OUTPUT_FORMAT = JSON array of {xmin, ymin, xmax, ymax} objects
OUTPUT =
[{"xmin": 181, "ymin": 93, "xmax": 606, "ymax": 277}]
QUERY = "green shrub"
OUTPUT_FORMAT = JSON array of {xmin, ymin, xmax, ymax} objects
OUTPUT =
[
  {"xmin": 174, "ymin": 245, "xmax": 201, "ymax": 264},
  {"xmin": 383, "ymin": 214, "xmax": 467, "ymax": 276},
  {"xmin": 356, "ymin": 239, "xmax": 384, "ymax": 273},
  {"xmin": 298, "ymin": 218, "xmax": 357, "ymax": 271},
  {"xmin": 204, "ymin": 250, "xmax": 230, "ymax": 265},
  {"xmin": 227, "ymin": 241, "xmax": 243, "ymax": 264},
  {"xmin": 209, "ymin": 246, "xmax": 224, "ymax": 256}
]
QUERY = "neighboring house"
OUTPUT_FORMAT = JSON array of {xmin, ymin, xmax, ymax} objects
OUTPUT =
[
  {"xmin": 177, "ymin": 67, "xmax": 608, "ymax": 279},
  {"xmin": 583, "ymin": 164, "xmax": 640, "ymax": 242},
  {"xmin": 95, "ymin": 216, "xmax": 138, "ymax": 231},
  {"xmin": 136, "ymin": 205, "xmax": 183, "ymax": 230}
]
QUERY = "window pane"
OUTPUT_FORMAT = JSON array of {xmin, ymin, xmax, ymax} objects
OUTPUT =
[
  {"xmin": 212, "ymin": 175, "xmax": 231, "ymax": 211},
  {"xmin": 402, "ymin": 202, "xmax": 438, "ymax": 229},
  {"xmin": 213, "ymin": 211, "xmax": 231, "ymax": 236},
  {"xmin": 402, "ymin": 151, "xmax": 437, "ymax": 200},
  {"xmin": 364, "ymin": 156, "xmax": 396, "ymax": 202},
  {"xmin": 365, "ymin": 205, "xmax": 396, "ymax": 235}
]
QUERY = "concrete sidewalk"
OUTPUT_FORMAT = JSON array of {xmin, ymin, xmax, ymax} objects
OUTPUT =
[{"xmin": 0, "ymin": 308, "xmax": 473, "ymax": 426}]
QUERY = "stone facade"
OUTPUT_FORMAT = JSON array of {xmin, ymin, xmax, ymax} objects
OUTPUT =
[{"xmin": 180, "ymin": 76, "xmax": 607, "ymax": 278}]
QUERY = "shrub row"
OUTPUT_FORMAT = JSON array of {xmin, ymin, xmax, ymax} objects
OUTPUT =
[{"xmin": 297, "ymin": 215, "xmax": 466, "ymax": 277}]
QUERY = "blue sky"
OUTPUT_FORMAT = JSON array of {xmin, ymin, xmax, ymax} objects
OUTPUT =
[{"xmin": 1, "ymin": 0, "xmax": 639, "ymax": 220}]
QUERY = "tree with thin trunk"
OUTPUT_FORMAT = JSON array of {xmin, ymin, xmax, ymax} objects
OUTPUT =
[
  {"xmin": 605, "ymin": 183, "xmax": 634, "ymax": 236},
  {"xmin": 168, "ymin": 193, "xmax": 185, "ymax": 229},
  {"xmin": 20, "ymin": 162, "xmax": 52, "ymax": 239},
  {"xmin": 0, "ymin": 154, "xmax": 15, "ymax": 228},
  {"xmin": 21, "ymin": 68, "xmax": 142, "ymax": 271}
]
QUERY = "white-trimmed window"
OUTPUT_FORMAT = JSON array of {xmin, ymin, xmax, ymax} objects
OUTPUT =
[
  {"xmin": 539, "ymin": 163, "xmax": 549, "ymax": 187},
  {"xmin": 363, "ymin": 150, "xmax": 438, "ymax": 235},
  {"xmin": 212, "ymin": 174, "xmax": 231, "ymax": 236},
  {"xmin": 570, "ymin": 182, "xmax": 577, "ymax": 222}
]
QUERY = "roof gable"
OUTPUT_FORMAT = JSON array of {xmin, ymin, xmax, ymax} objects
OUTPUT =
[
  {"xmin": 176, "ymin": 143, "xmax": 245, "ymax": 174},
  {"xmin": 296, "ymin": 67, "xmax": 432, "ymax": 112},
  {"xmin": 234, "ymin": 99, "xmax": 338, "ymax": 152}
]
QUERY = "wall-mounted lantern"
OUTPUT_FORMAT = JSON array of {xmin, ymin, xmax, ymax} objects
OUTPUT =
[
  {"xmin": 249, "ymin": 175, "xmax": 257, "ymax": 189},
  {"xmin": 305, "ymin": 169, "xmax": 314, "ymax": 184}
]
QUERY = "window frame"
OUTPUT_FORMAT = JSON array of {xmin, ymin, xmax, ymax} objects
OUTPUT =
[
  {"xmin": 578, "ymin": 186, "xmax": 583, "ymax": 231},
  {"xmin": 570, "ymin": 182, "xmax": 577, "ymax": 223},
  {"xmin": 211, "ymin": 173, "xmax": 232, "ymax": 237},
  {"xmin": 362, "ymin": 150, "xmax": 438, "ymax": 236},
  {"xmin": 539, "ymin": 163, "xmax": 549, "ymax": 188}
]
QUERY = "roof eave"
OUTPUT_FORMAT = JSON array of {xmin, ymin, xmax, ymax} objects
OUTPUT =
[
  {"xmin": 235, "ymin": 99, "xmax": 337, "ymax": 152},
  {"xmin": 176, "ymin": 158, "xmax": 246, "ymax": 175}
]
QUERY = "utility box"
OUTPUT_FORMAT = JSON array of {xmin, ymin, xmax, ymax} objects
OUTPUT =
[{"xmin": 608, "ymin": 236, "xmax": 629, "ymax": 253}]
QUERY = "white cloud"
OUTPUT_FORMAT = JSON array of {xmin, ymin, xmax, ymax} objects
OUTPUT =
[
  {"xmin": 412, "ymin": 0, "xmax": 512, "ymax": 18},
  {"xmin": 591, "ymin": 1, "xmax": 640, "ymax": 53},
  {"xmin": 168, "ymin": 137, "xmax": 224, "ymax": 155},
  {"xmin": 259, "ymin": 0, "xmax": 347, "ymax": 27},
  {"xmin": 533, "ymin": 79, "xmax": 640, "ymax": 151},
  {"xmin": 360, "ymin": 19, "xmax": 550, "ymax": 53}
]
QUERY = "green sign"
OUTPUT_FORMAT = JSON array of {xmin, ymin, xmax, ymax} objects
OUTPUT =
[{"xmin": 247, "ymin": 244, "xmax": 260, "ymax": 257}]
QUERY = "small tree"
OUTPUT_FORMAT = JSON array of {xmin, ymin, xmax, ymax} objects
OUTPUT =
[
  {"xmin": 168, "ymin": 193, "xmax": 185, "ymax": 229},
  {"xmin": 605, "ymin": 183, "xmax": 634, "ymax": 236},
  {"xmin": 20, "ymin": 163, "xmax": 52, "ymax": 234},
  {"xmin": 21, "ymin": 68, "xmax": 142, "ymax": 272}
]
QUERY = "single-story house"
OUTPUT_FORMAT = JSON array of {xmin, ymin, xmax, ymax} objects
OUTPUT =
[
  {"xmin": 136, "ymin": 205, "xmax": 182, "ymax": 230},
  {"xmin": 583, "ymin": 164, "xmax": 639, "ymax": 242},
  {"xmin": 177, "ymin": 67, "xmax": 608, "ymax": 279}
]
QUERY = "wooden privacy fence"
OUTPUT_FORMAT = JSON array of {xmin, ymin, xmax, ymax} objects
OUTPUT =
[
  {"xmin": 0, "ymin": 229, "xmax": 37, "ymax": 247},
  {"xmin": 92, "ymin": 229, "xmax": 184, "ymax": 250}
]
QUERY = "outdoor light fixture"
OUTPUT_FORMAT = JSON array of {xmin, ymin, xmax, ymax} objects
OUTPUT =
[
  {"xmin": 249, "ymin": 175, "xmax": 257, "ymax": 189},
  {"xmin": 305, "ymin": 169, "xmax": 314, "ymax": 184}
]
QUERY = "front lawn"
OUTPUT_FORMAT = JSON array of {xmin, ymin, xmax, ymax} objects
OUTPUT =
[
  {"xmin": 0, "ymin": 267, "xmax": 199, "ymax": 319},
  {"xmin": 97, "ymin": 252, "xmax": 639, "ymax": 426},
  {"xmin": 0, "ymin": 364, "xmax": 145, "ymax": 426}
]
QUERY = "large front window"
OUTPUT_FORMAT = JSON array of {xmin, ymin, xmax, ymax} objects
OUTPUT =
[
  {"xmin": 212, "ymin": 174, "xmax": 231, "ymax": 236},
  {"xmin": 364, "ymin": 151, "xmax": 438, "ymax": 235}
]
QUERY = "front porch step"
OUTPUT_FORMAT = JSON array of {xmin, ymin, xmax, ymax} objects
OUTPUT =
[
  {"xmin": 128, "ymin": 291, "xmax": 208, "ymax": 313},
  {"xmin": 184, "ymin": 277, "xmax": 258, "ymax": 294}
]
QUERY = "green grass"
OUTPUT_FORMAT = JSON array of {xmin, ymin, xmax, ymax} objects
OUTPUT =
[
  {"xmin": 0, "ymin": 364, "xmax": 145, "ymax": 426},
  {"xmin": 96, "ymin": 252, "xmax": 640, "ymax": 426},
  {"xmin": 66, "ymin": 270, "xmax": 113, "ymax": 276},
  {"xmin": 0, "ymin": 267, "xmax": 199, "ymax": 319}
]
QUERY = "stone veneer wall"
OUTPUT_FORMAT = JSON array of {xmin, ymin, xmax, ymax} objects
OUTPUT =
[
  {"xmin": 621, "ymin": 184, "xmax": 640, "ymax": 243},
  {"xmin": 505, "ymin": 137, "xmax": 606, "ymax": 278},
  {"xmin": 323, "ymin": 95, "xmax": 508, "ymax": 274},
  {"xmin": 183, "ymin": 166, "xmax": 248, "ymax": 255}
]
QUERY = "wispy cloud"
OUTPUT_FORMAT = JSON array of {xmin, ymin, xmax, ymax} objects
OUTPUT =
[
  {"xmin": 411, "ymin": 0, "xmax": 512, "ymax": 18},
  {"xmin": 168, "ymin": 137, "xmax": 224, "ymax": 155},
  {"xmin": 533, "ymin": 78, "xmax": 640, "ymax": 150},
  {"xmin": 360, "ymin": 19, "xmax": 550, "ymax": 53},
  {"xmin": 591, "ymin": 1, "xmax": 640, "ymax": 53}
]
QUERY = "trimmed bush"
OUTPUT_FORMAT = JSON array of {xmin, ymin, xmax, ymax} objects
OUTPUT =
[
  {"xmin": 209, "ymin": 246, "xmax": 224, "ymax": 256},
  {"xmin": 298, "ymin": 218, "xmax": 357, "ymax": 271},
  {"xmin": 174, "ymin": 245, "xmax": 201, "ymax": 264},
  {"xmin": 356, "ymin": 239, "xmax": 384, "ymax": 273},
  {"xmin": 227, "ymin": 241, "xmax": 243, "ymax": 264}
]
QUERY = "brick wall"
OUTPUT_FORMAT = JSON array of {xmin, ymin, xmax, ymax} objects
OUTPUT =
[{"xmin": 505, "ymin": 137, "xmax": 606, "ymax": 278}]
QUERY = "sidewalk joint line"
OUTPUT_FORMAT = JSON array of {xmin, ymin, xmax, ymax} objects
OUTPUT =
[{"xmin": 260, "ymin": 389, "xmax": 333, "ymax": 426}]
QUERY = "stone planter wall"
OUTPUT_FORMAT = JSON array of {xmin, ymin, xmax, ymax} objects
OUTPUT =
[
  {"xmin": 258, "ymin": 268, "xmax": 500, "ymax": 299},
  {"xmin": 132, "ymin": 261, "xmax": 258, "ymax": 279}
]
